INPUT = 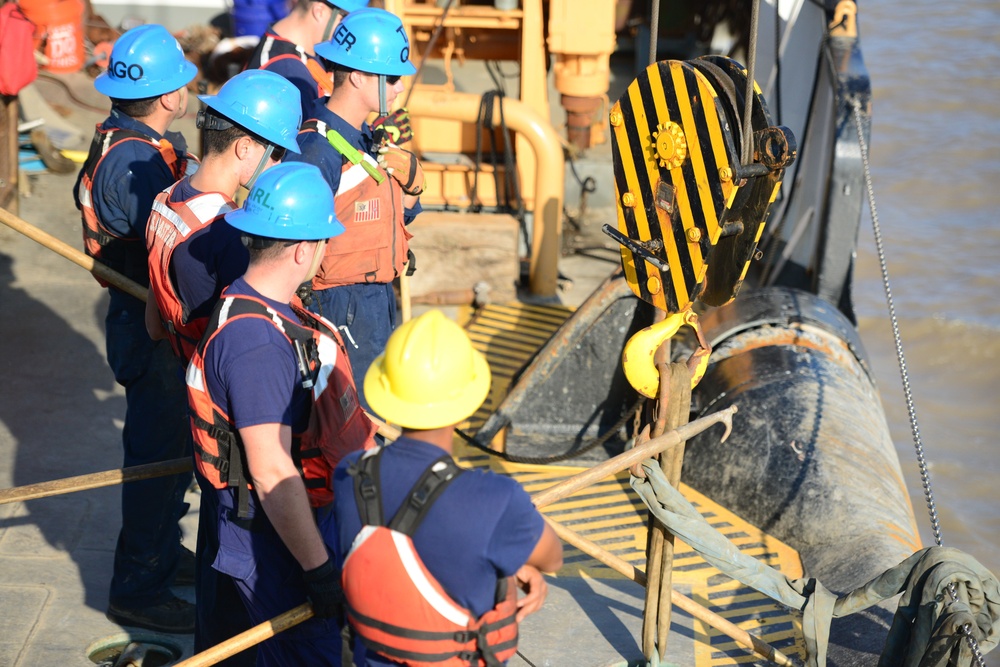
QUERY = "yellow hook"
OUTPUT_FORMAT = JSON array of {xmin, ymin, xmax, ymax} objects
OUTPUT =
[{"xmin": 622, "ymin": 310, "xmax": 711, "ymax": 398}]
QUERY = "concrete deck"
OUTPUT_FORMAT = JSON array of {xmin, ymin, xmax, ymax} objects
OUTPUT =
[
  {"xmin": 0, "ymin": 70, "xmax": 637, "ymax": 667},
  {"xmin": 0, "ymin": 64, "xmax": 799, "ymax": 667}
]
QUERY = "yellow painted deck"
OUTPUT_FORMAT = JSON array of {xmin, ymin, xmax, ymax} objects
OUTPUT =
[{"xmin": 455, "ymin": 302, "xmax": 807, "ymax": 664}]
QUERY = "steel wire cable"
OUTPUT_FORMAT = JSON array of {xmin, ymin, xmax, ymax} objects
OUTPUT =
[
  {"xmin": 648, "ymin": 0, "xmax": 661, "ymax": 66},
  {"xmin": 852, "ymin": 100, "xmax": 986, "ymax": 665},
  {"xmin": 742, "ymin": 0, "xmax": 761, "ymax": 166},
  {"xmin": 456, "ymin": 398, "xmax": 645, "ymax": 466}
]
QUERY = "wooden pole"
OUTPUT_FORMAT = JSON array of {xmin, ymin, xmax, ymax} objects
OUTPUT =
[
  {"xmin": 0, "ymin": 458, "xmax": 193, "ymax": 505},
  {"xmin": 171, "ymin": 513, "xmax": 793, "ymax": 667},
  {"xmin": 171, "ymin": 603, "xmax": 315, "ymax": 667},
  {"xmin": 0, "ymin": 207, "xmax": 410, "ymax": 444},
  {"xmin": 1, "ymin": 95, "xmax": 18, "ymax": 216},
  {"xmin": 399, "ymin": 271, "xmax": 412, "ymax": 323},
  {"xmin": 170, "ymin": 404, "xmax": 795, "ymax": 667},
  {"xmin": 0, "ymin": 417, "xmax": 399, "ymax": 505},
  {"xmin": 655, "ymin": 362, "xmax": 692, "ymax": 656},
  {"xmin": 642, "ymin": 353, "xmax": 672, "ymax": 659},
  {"xmin": 547, "ymin": 517, "xmax": 796, "ymax": 667},
  {"xmin": 366, "ymin": 413, "xmax": 402, "ymax": 442},
  {"xmin": 169, "ymin": 504, "xmax": 793, "ymax": 667},
  {"xmin": 529, "ymin": 405, "xmax": 735, "ymax": 509},
  {"xmin": 0, "ymin": 206, "xmax": 148, "ymax": 300}
]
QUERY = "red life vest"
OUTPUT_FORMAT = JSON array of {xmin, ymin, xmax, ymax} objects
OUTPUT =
[
  {"xmin": 343, "ymin": 449, "xmax": 519, "ymax": 667},
  {"xmin": 145, "ymin": 181, "xmax": 236, "ymax": 361},
  {"xmin": 186, "ymin": 293, "xmax": 377, "ymax": 515},
  {"xmin": 77, "ymin": 125, "xmax": 194, "ymax": 287},
  {"xmin": 246, "ymin": 32, "xmax": 332, "ymax": 97},
  {"xmin": 299, "ymin": 119, "xmax": 412, "ymax": 289}
]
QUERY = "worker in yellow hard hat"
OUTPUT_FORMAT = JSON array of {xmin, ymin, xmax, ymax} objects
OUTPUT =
[{"xmin": 331, "ymin": 310, "xmax": 563, "ymax": 667}]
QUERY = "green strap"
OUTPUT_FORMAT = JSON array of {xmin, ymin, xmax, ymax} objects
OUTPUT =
[
  {"xmin": 325, "ymin": 129, "xmax": 385, "ymax": 184},
  {"xmin": 632, "ymin": 461, "xmax": 1000, "ymax": 666}
]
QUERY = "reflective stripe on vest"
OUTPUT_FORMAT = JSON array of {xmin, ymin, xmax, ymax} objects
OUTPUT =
[
  {"xmin": 187, "ymin": 293, "xmax": 377, "ymax": 513},
  {"xmin": 146, "ymin": 182, "xmax": 236, "ymax": 361},
  {"xmin": 78, "ymin": 125, "xmax": 191, "ymax": 288},
  {"xmin": 343, "ymin": 450, "xmax": 519, "ymax": 666},
  {"xmin": 299, "ymin": 119, "xmax": 411, "ymax": 288},
  {"xmin": 250, "ymin": 34, "xmax": 330, "ymax": 97}
]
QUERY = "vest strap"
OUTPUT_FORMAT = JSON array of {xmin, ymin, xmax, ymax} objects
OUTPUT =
[
  {"xmin": 351, "ymin": 449, "xmax": 384, "ymax": 527},
  {"xmin": 349, "ymin": 448, "xmax": 463, "ymax": 535},
  {"xmin": 389, "ymin": 455, "xmax": 462, "ymax": 536}
]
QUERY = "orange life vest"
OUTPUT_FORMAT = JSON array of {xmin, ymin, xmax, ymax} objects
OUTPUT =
[
  {"xmin": 299, "ymin": 119, "xmax": 412, "ymax": 289},
  {"xmin": 145, "ymin": 181, "xmax": 236, "ymax": 361},
  {"xmin": 77, "ymin": 124, "xmax": 194, "ymax": 287},
  {"xmin": 247, "ymin": 33, "xmax": 332, "ymax": 97},
  {"xmin": 186, "ymin": 293, "xmax": 377, "ymax": 516},
  {"xmin": 343, "ymin": 449, "xmax": 519, "ymax": 667}
]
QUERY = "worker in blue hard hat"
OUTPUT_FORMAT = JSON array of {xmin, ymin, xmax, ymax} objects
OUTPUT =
[
  {"xmin": 145, "ymin": 68, "xmax": 302, "ymax": 363},
  {"xmin": 245, "ymin": 0, "xmax": 369, "ymax": 115},
  {"xmin": 72, "ymin": 23, "xmax": 199, "ymax": 635},
  {"xmin": 286, "ymin": 7, "xmax": 424, "ymax": 415},
  {"xmin": 187, "ymin": 162, "xmax": 377, "ymax": 666},
  {"xmin": 143, "ymin": 67, "xmax": 302, "ymax": 664}
]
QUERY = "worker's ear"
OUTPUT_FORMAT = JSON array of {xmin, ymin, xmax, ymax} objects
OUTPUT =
[
  {"xmin": 160, "ymin": 89, "xmax": 180, "ymax": 114},
  {"xmin": 310, "ymin": 0, "xmax": 332, "ymax": 23},
  {"xmin": 293, "ymin": 239, "xmax": 315, "ymax": 266},
  {"xmin": 349, "ymin": 69, "xmax": 367, "ymax": 90},
  {"xmin": 234, "ymin": 135, "xmax": 255, "ymax": 160}
]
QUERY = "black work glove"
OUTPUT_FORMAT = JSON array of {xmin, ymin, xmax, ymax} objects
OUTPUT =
[{"xmin": 302, "ymin": 558, "xmax": 344, "ymax": 620}]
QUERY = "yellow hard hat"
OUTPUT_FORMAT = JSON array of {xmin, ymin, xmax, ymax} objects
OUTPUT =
[{"xmin": 365, "ymin": 310, "xmax": 491, "ymax": 429}]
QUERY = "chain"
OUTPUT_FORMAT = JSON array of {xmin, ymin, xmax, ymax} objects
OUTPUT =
[{"xmin": 851, "ymin": 100, "xmax": 985, "ymax": 665}]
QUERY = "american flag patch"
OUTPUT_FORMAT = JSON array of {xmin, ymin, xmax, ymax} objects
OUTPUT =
[
  {"xmin": 354, "ymin": 199, "xmax": 380, "ymax": 223},
  {"xmin": 340, "ymin": 388, "xmax": 357, "ymax": 419}
]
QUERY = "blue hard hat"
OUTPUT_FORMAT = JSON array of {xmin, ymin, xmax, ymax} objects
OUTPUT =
[
  {"xmin": 95, "ymin": 24, "xmax": 197, "ymax": 99},
  {"xmin": 225, "ymin": 163, "xmax": 345, "ymax": 241},
  {"xmin": 314, "ymin": 8, "xmax": 417, "ymax": 77},
  {"xmin": 198, "ymin": 70, "xmax": 301, "ymax": 154},
  {"xmin": 325, "ymin": 0, "xmax": 369, "ymax": 11}
]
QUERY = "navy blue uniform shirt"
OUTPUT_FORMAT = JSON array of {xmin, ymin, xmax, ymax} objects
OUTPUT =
[
  {"xmin": 334, "ymin": 438, "xmax": 545, "ymax": 667},
  {"xmin": 73, "ymin": 107, "xmax": 192, "ymax": 240},
  {"xmin": 168, "ymin": 177, "xmax": 249, "ymax": 322},
  {"xmin": 287, "ymin": 97, "xmax": 422, "ymax": 223}
]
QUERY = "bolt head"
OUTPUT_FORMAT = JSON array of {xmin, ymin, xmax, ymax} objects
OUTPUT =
[
  {"xmin": 622, "ymin": 192, "xmax": 636, "ymax": 208},
  {"xmin": 646, "ymin": 275, "xmax": 661, "ymax": 294},
  {"xmin": 687, "ymin": 227, "xmax": 702, "ymax": 242},
  {"xmin": 609, "ymin": 111, "xmax": 623, "ymax": 127},
  {"xmin": 719, "ymin": 166, "xmax": 733, "ymax": 182}
]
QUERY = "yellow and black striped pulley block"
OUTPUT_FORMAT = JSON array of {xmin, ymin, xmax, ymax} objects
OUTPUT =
[
  {"xmin": 608, "ymin": 59, "xmax": 740, "ymax": 314},
  {"xmin": 607, "ymin": 56, "xmax": 796, "ymax": 314},
  {"xmin": 693, "ymin": 56, "xmax": 796, "ymax": 306}
]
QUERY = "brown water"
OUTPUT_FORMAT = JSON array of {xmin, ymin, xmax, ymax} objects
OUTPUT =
[{"xmin": 852, "ymin": 0, "xmax": 1000, "ymax": 593}]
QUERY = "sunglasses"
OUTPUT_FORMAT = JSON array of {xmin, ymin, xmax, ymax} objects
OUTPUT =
[
  {"xmin": 370, "ymin": 73, "xmax": 401, "ymax": 85},
  {"xmin": 256, "ymin": 141, "xmax": 286, "ymax": 162}
]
